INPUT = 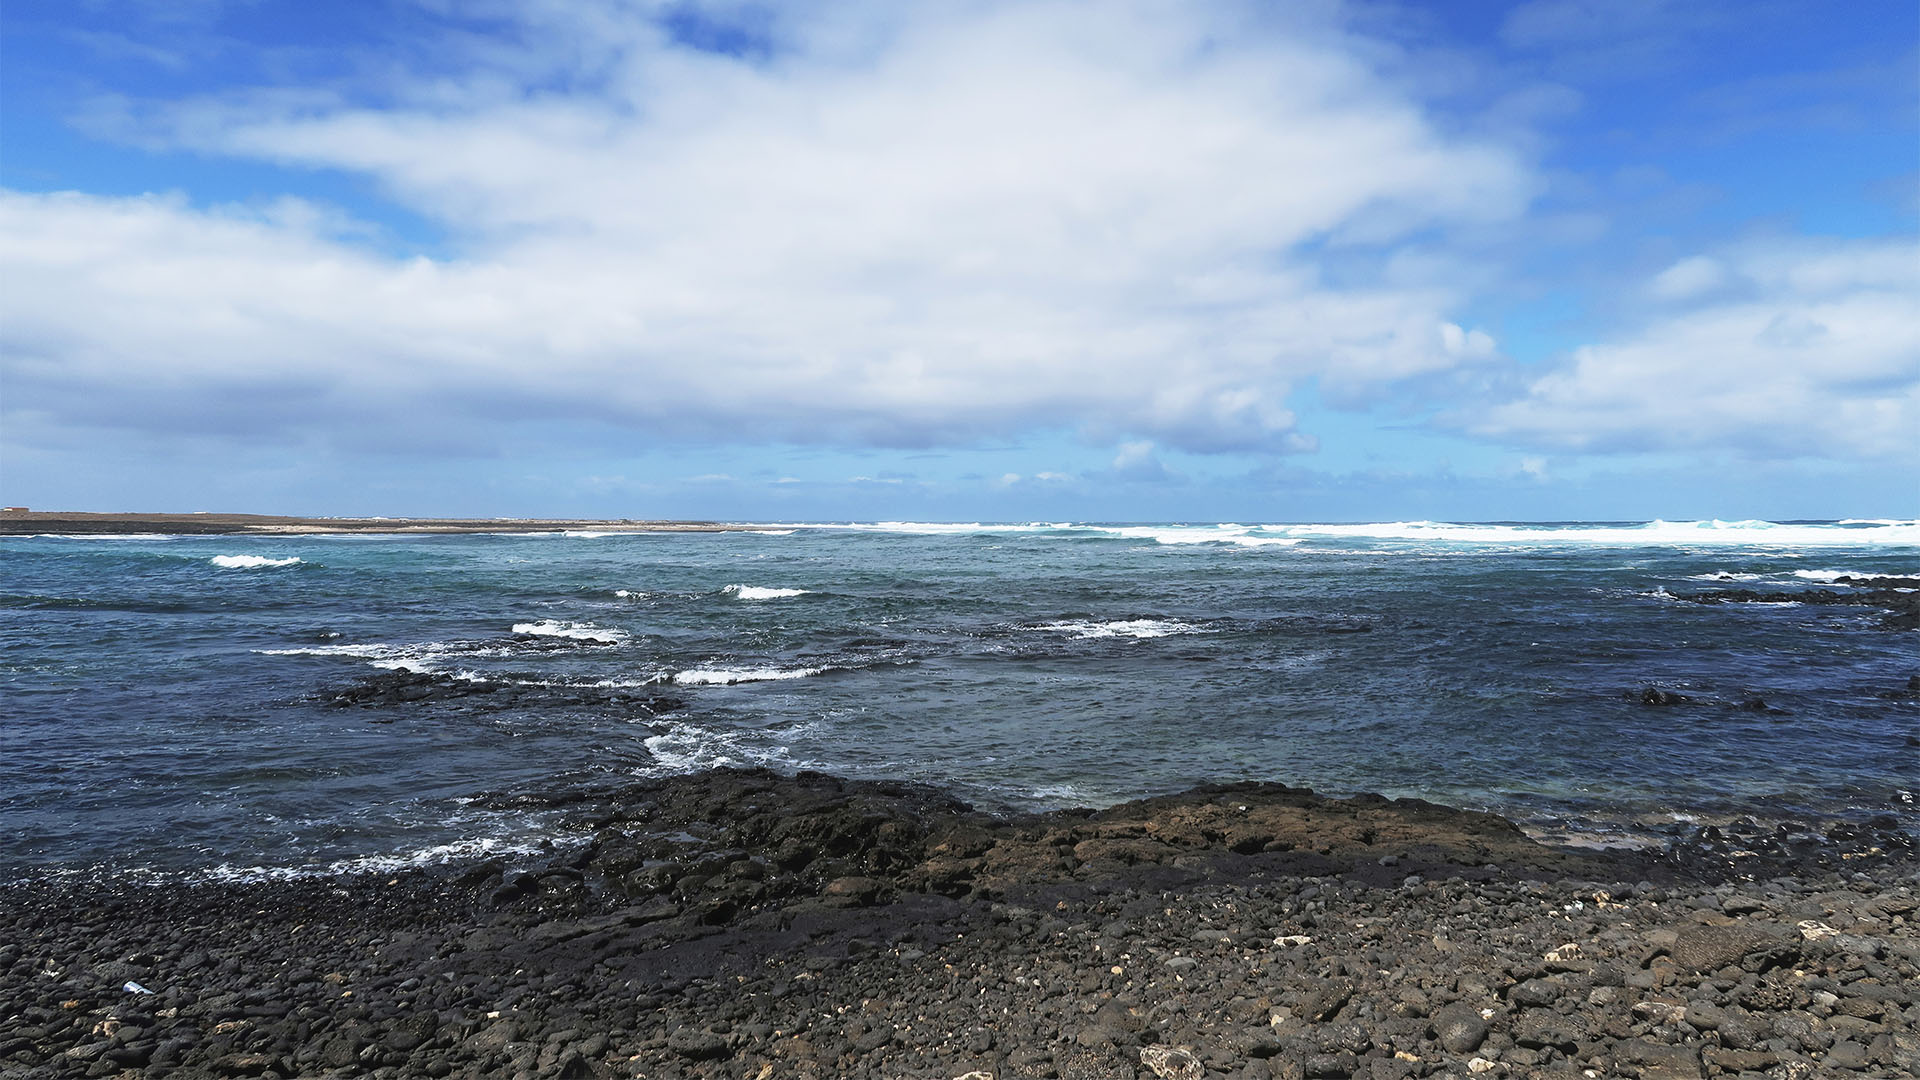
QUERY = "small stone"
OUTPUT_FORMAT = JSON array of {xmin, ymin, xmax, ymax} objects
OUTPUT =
[
  {"xmin": 1075, "ymin": 1025, "xmax": 1117, "ymax": 1049},
  {"xmin": 1705, "ymin": 1047, "xmax": 1777, "ymax": 1072},
  {"xmin": 1511, "ymin": 1011, "xmax": 1585, "ymax": 1052},
  {"xmin": 1467, "ymin": 1057, "xmax": 1497, "ymax": 1074},
  {"xmin": 1509, "ymin": 978, "xmax": 1560, "ymax": 1007},
  {"xmin": 1669, "ymin": 923, "xmax": 1789, "ymax": 972},
  {"xmin": 821, "ymin": 876, "xmax": 885, "ymax": 906},
  {"xmin": 1430, "ymin": 1001, "xmax": 1490, "ymax": 1054},
  {"xmin": 1619, "ymin": 1040, "xmax": 1703, "ymax": 1079},
  {"xmin": 1631, "ymin": 1000, "xmax": 1688, "ymax": 1026},
  {"xmin": 1825, "ymin": 1040, "xmax": 1868, "ymax": 1069},
  {"xmin": 1683, "ymin": 1002, "xmax": 1725, "ymax": 1029},
  {"xmin": 1301, "ymin": 980, "xmax": 1354, "ymax": 1022},
  {"xmin": 666, "ymin": 1027, "xmax": 727, "ymax": 1060},
  {"xmin": 1304, "ymin": 1051, "xmax": 1357, "ymax": 1077},
  {"xmin": 1139, "ymin": 1045, "xmax": 1204, "ymax": 1080}
]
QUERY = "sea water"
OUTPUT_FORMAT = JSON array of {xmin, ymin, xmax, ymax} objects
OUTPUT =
[{"xmin": 3, "ymin": 519, "xmax": 1916, "ymax": 878}]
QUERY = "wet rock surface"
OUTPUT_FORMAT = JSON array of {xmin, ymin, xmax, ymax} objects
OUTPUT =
[
  {"xmin": 1670, "ymin": 582, "xmax": 1920, "ymax": 630},
  {"xmin": 3, "ymin": 768, "xmax": 1917, "ymax": 1079},
  {"xmin": 320, "ymin": 670, "xmax": 684, "ymax": 715}
]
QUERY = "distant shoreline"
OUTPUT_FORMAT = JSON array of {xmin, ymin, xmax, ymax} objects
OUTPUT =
[{"xmin": 0, "ymin": 510, "xmax": 779, "ymax": 536}]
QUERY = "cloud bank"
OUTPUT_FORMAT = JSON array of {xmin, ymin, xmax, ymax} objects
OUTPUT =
[
  {"xmin": 6, "ymin": 0, "xmax": 1910, "ymax": 492},
  {"xmin": 1, "ymin": 1, "xmax": 1528, "ymax": 456},
  {"xmin": 1475, "ymin": 238, "xmax": 1918, "ymax": 460}
]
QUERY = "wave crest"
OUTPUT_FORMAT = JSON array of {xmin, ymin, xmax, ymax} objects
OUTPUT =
[
  {"xmin": 510, "ymin": 620, "xmax": 627, "ymax": 644},
  {"xmin": 723, "ymin": 584, "xmax": 808, "ymax": 600},
  {"xmin": 672, "ymin": 666, "xmax": 824, "ymax": 685},
  {"xmin": 776, "ymin": 519, "xmax": 1920, "ymax": 547},
  {"xmin": 1032, "ymin": 618, "xmax": 1205, "ymax": 639},
  {"xmin": 210, "ymin": 555, "xmax": 302, "ymax": 569}
]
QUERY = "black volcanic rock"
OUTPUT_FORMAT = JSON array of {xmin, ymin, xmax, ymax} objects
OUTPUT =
[
  {"xmin": 1, "ymin": 769, "xmax": 1915, "ymax": 1079},
  {"xmin": 321, "ymin": 669, "xmax": 683, "ymax": 714},
  {"xmin": 1672, "ymin": 585, "xmax": 1920, "ymax": 630}
]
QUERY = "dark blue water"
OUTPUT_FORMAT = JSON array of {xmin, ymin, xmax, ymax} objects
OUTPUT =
[{"xmin": 4, "ymin": 520, "xmax": 1916, "ymax": 878}]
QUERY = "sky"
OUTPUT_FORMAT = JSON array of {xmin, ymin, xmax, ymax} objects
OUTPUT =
[{"xmin": 1, "ymin": 0, "xmax": 1915, "ymax": 522}]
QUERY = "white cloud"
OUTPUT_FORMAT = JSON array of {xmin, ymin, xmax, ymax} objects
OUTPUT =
[
  {"xmin": 1473, "ymin": 238, "xmax": 1920, "ymax": 459},
  {"xmin": 1647, "ymin": 255, "xmax": 1726, "ymax": 301},
  {"xmin": 0, "ymin": 1, "xmax": 1532, "ymax": 458},
  {"xmin": 1439, "ymin": 322, "xmax": 1498, "ymax": 359},
  {"xmin": 1111, "ymin": 439, "xmax": 1174, "ymax": 481}
]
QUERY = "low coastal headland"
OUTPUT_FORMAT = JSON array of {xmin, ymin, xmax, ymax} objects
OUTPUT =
[
  {"xmin": 0, "ymin": 511, "xmax": 778, "ymax": 536},
  {"xmin": 4, "ymin": 769, "xmax": 1916, "ymax": 1079}
]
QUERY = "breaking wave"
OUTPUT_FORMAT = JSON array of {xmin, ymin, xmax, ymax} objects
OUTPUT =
[
  {"xmin": 672, "ymin": 666, "xmax": 825, "ymax": 685},
  {"xmin": 779, "ymin": 519, "xmax": 1920, "ymax": 548},
  {"xmin": 511, "ymin": 620, "xmax": 627, "ymax": 644},
  {"xmin": 210, "ymin": 555, "xmax": 303, "ymax": 569},
  {"xmin": 203, "ymin": 836, "xmax": 553, "ymax": 882},
  {"xmin": 1031, "ymin": 618, "xmax": 1206, "ymax": 639},
  {"xmin": 723, "ymin": 584, "xmax": 808, "ymax": 600}
]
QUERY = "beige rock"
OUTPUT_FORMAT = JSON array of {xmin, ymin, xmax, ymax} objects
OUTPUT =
[{"xmin": 1138, "ymin": 1045, "xmax": 1204, "ymax": 1080}]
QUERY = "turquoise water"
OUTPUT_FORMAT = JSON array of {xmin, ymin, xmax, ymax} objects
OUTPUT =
[{"xmin": 3, "ymin": 519, "xmax": 1916, "ymax": 877}]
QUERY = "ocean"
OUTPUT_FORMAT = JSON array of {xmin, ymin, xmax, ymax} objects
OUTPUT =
[{"xmin": 3, "ymin": 519, "xmax": 1916, "ymax": 880}]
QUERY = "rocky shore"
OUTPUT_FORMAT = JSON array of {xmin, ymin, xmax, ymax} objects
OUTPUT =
[{"xmin": 3, "ymin": 769, "xmax": 1916, "ymax": 1080}]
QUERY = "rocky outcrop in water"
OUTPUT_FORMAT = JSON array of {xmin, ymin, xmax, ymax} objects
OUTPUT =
[
  {"xmin": 321, "ymin": 670, "xmax": 683, "ymax": 715},
  {"xmin": 1671, "ymin": 583, "xmax": 1920, "ymax": 630}
]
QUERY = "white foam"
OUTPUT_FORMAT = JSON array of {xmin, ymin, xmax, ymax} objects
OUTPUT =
[
  {"xmin": 1263, "ymin": 519, "xmax": 1920, "ymax": 546},
  {"xmin": 613, "ymin": 589, "xmax": 645, "ymax": 598},
  {"xmin": 560, "ymin": 530, "xmax": 617, "ymax": 538},
  {"xmin": 256, "ymin": 642, "xmax": 439, "ymax": 674},
  {"xmin": 1032, "ymin": 618, "xmax": 1206, "ymax": 639},
  {"xmin": 511, "ymin": 620, "xmax": 627, "ymax": 644},
  {"xmin": 672, "ymin": 666, "xmax": 824, "ymax": 685},
  {"xmin": 256, "ymin": 643, "xmax": 394, "ymax": 659},
  {"xmin": 1099, "ymin": 525, "xmax": 1304, "ymax": 548},
  {"xmin": 1024, "ymin": 783, "xmax": 1094, "ymax": 802},
  {"xmin": 1690, "ymin": 571, "xmax": 1765, "ymax": 582},
  {"xmin": 202, "ymin": 836, "xmax": 553, "ymax": 882},
  {"xmin": 767, "ymin": 519, "xmax": 1920, "ymax": 548},
  {"xmin": 763, "ymin": 521, "xmax": 1077, "ymax": 535},
  {"xmin": 639, "ymin": 719, "xmax": 821, "ymax": 775},
  {"xmin": 210, "ymin": 554, "xmax": 302, "ymax": 569},
  {"xmin": 722, "ymin": 584, "xmax": 809, "ymax": 600},
  {"xmin": 254, "ymin": 639, "xmax": 513, "ymax": 673},
  {"xmin": 1789, "ymin": 569, "xmax": 1914, "ymax": 582}
]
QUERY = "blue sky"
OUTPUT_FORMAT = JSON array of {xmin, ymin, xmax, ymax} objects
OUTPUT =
[{"xmin": 1, "ymin": 0, "xmax": 1914, "ymax": 522}]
